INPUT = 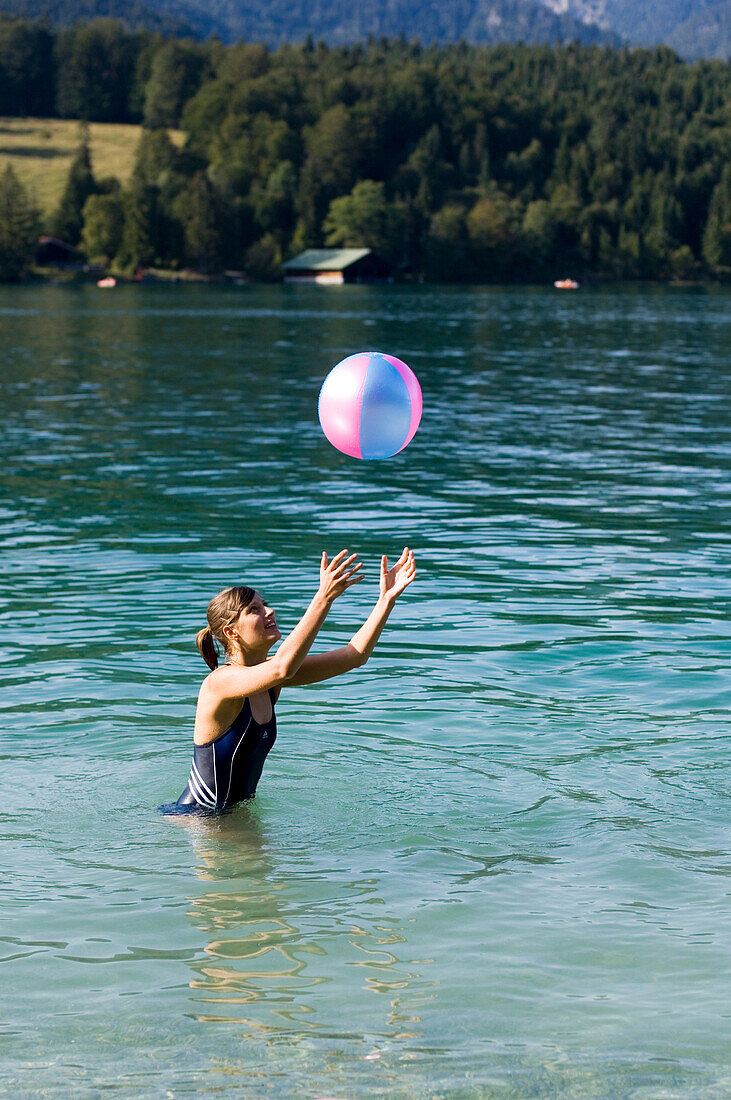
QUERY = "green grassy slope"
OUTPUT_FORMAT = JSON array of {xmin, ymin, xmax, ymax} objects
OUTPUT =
[{"xmin": 0, "ymin": 118, "xmax": 184, "ymax": 219}]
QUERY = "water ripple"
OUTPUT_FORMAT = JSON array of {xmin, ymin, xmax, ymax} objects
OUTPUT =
[{"xmin": 1, "ymin": 284, "xmax": 729, "ymax": 1098}]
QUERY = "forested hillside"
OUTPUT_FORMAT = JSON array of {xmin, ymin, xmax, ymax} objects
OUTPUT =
[{"xmin": 1, "ymin": 17, "xmax": 730, "ymax": 283}]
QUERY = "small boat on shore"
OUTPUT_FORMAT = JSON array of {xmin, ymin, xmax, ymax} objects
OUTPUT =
[
  {"xmin": 97, "ymin": 276, "xmax": 117, "ymax": 288},
  {"xmin": 554, "ymin": 278, "xmax": 579, "ymax": 289}
]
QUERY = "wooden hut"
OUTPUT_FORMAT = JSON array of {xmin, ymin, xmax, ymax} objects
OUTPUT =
[
  {"xmin": 281, "ymin": 248, "xmax": 392, "ymax": 284},
  {"xmin": 35, "ymin": 236, "xmax": 84, "ymax": 266}
]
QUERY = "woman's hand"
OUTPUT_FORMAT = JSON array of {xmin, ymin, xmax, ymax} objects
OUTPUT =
[
  {"xmin": 380, "ymin": 547, "xmax": 416, "ymax": 603},
  {"xmin": 318, "ymin": 549, "xmax": 364, "ymax": 603}
]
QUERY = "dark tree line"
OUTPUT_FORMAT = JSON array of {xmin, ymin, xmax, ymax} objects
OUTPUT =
[
  {"xmin": 1, "ymin": 15, "xmax": 731, "ymax": 281},
  {"xmin": 0, "ymin": 15, "xmax": 210, "ymax": 123}
]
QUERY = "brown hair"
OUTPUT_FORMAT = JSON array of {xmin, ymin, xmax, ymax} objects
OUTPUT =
[{"xmin": 196, "ymin": 585, "xmax": 256, "ymax": 670}]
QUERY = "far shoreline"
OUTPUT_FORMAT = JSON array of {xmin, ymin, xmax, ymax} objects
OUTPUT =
[{"xmin": 12, "ymin": 268, "xmax": 730, "ymax": 291}]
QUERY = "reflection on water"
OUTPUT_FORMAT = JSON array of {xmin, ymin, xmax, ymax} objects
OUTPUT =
[{"xmin": 180, "ymin": 809, "xmax": 433, "ymax": 1049}]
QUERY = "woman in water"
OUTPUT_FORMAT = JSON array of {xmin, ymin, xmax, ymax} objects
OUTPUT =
[{"xmin": 160, "ymin": 547, "xmax": 416, "ymax": 814}]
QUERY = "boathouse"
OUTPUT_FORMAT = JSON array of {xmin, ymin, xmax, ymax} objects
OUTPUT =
[
  {"xmin": 281, "ymin": 248, "xmax": 392, "ymax": 284},
  {"xmin": 35, "ymin": 236, "xmax": 84, "ymax": 266}
]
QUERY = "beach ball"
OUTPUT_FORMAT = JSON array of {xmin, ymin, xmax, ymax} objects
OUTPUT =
[{"xmin": 318, "ymin": 352, "xmax": 422, "ymax": 460}]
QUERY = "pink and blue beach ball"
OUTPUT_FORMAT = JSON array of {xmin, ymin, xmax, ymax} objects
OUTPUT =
[{"xmin": 318, "ymin": 352, "xmax": 422, "ymax": 460}]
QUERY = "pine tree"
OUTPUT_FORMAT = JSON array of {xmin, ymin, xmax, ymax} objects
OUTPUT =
[
  {"xmin": 522, "ymin": 200, "xmax": 558, "ymax": 272},
  {"xmin": 178, "ymin": 172, "xmax": 221, "ymax": 274},
  {"xmin": 115, "ymin": 172, "xmax": 156, "ymax": 273},
  {"xmin": 474, "ymin": 123, "xmax": 491, "ymax": 192},
  {"xmin": 143, "ymin": 41, "xmax": 204, "ymax": 129},
  {"xmin": 0, "ymin": 165, "xmax": 40, "ymax": 282},
  {"xmin": 81, "ymin": 193, "xmax": 124, "ymax": 265},
  {"xmin": 133, "ymin": 129, "xmax": 180, "ymax": 190},
  {"xmin": 424, "ymin": 204, "xmax": 471, "ymax": 282},
  {"xmin": 54, "ymin": 20, "xmax": 137, "ymax": 123},
  {"xmin": 52, "ymin": 127, "xmax": 99, "ymax": 246},
  {"xmin": 702, "ymin": 166, "xmax": 731, "ymax": 271}
]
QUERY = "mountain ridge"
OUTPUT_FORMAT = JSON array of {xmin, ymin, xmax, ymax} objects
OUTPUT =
[
  {"xmin": 0, "ymin": 0, "xmax": 194, "ymax": 36},
  {"xmin": 139, "ymin": 0, "xmax": 620, "ymax": 48},
  {"xmin": 541, "ymin": 0, "xmax": 731, "ymax": 57},
  {"xmin": 1, "ymin": 0, "xmax": 729, "ymax": 57}
]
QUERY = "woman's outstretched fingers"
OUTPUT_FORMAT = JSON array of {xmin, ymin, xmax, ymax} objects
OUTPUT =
[
  {"xmin": 344, "ymin": 564, "xmax": 365, "ymax": 588},
  {"xmin": 398, "ymin": 549, "xmax": 416, "ymax": 586},
  {"xmin": 319, "ymin": 549, "xmax": 364, "ymax": 601},
  {"xmin": 322, "ymin": 549, "xmax": 350, "ymax": 581},
  {"xmin": 335, "ymin": 552, "xmax": 360, "ymax": 573},
  {"xmin": 328, "ymin": 548, "xmax": 351, "ymax": 569},
  {"xmin": 379, "ymin": 546, "xmax": 415, "ymax": 600}
]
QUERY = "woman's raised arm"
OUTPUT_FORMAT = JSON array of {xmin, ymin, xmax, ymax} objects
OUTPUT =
[
  {"xmin": 206, "ymin": 550, "xmax": 364, "ymax": 702},
  {"xmin": 285, "ymin": 548, "xmax": 416, "ymax": 687}
]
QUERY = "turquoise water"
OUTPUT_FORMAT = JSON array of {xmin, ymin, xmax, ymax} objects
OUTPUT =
[{"xmin": 1, "ymin": 284, "xmax": 729, "ymax": 1098}]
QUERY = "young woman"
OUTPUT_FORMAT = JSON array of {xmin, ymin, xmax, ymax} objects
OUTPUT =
[{"xmin": 159, "ymin": 547, "xmax": 416, "ymax": 815}]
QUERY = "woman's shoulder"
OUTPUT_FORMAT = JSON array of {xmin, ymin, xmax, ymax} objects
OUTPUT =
[
  {"xmin": 197, "ymin": 657, "xmax": 281, "ymax": 707},
  {"xmin": 198, "ymin": 665, "xmax": 238, "ymax": 699}
]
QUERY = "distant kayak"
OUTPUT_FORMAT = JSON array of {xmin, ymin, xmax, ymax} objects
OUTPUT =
[
  {"xmin": 97, "ymin": 277, "xmax": 116, "ymax": 288},
  {"xmin": 554, "ymin": 278, "xmax": 579, "ymax": 289}
]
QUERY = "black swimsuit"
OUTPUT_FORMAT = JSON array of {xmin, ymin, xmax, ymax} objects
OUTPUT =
[{"xmin": 159, "ymin": 691, "xmax": 277, "ymax": 815}]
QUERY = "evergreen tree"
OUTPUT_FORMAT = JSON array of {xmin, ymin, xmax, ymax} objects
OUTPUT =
[
  {"xmin": 244, "ymin": 233, "xmax": 281, "ymax": 281},
  {"xmin": 177, "ymin": 172, "xmax": 221, "ymax": 273},
  {"xmin": 115, "ymin": 171, "xmax": 156, "ymax": 272},
  {"xmin": 51, "ymin": 127, "xmax": 99, "ymax": 245},
  {"xmin": 424, "ymin": 204, "xmax": 471, "ymax": 282},
  {"xmin": 670, "ymin": 244, "xmax": 696, "ymax": 279},
  {"xmin": 81, "ymin": 192, "xmax": 124, "ymax": 264},
  {"xmin": 702, "ymin": 166, "xmax": 731, "ymax": 271},
  {"xmin": 126, "ymin": 128, "xmax": 186, "ymax": 264},
  {"xmin": 474, "ymin": 123, "xmax": 491, "ymax": 192},
  {"xmin": 401, "ymin": 125, "xmax": 450, "ymax": 217},
  {"xmin": 143, "ymin": 41, "xmax": 205, "ymax": 129},
  {"xmin": 296, "ymin": 104, "xmax": 364, "ymax": 243},
  {"xmin": 0, "ymin": 18, "xmax": 54, "ymax": 116},
  {"xmin": 522, "ymin": 199, "xmax": 559, "ymax": 274},
  {"xmin": 55, "ymin": 20, "xmax": 137, "ymax": 122},
  {"xmin": 548, "ymin": 184, "xmax": 584, "ymax": 271},
  {"xmin": 133, "ymin": 128, "xmax": 180, "ymax": 189},
  {"xmin": 251, "ymin": 160, "xmax": 297, "ymax": 236},
  {"xmin": 0, "ymin": 164, "xmax": 40, "ymax": 281}
]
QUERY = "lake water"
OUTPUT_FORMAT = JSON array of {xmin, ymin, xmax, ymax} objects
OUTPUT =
[{"xmin": 1, "ymin": 283, "xmax": 729, "ymax": 1098}]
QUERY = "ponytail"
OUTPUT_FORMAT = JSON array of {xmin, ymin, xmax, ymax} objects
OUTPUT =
[
  {"xmin": 196, "ymin": 585, "xmax": 255, "ymax": 671},
  {"xmin": 196, "ymin": 626, "xmax": 219, "ymax": 670}
]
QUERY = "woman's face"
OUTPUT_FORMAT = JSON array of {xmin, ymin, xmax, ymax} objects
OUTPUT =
[{"xmin": 229, "ymin": 592, "xmax": 281, "ymax": 654}]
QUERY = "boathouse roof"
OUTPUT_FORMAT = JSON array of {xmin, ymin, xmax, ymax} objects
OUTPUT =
[{"xmin": 281, "ymin": 248, "xmax": 372, "ymax": 272}]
